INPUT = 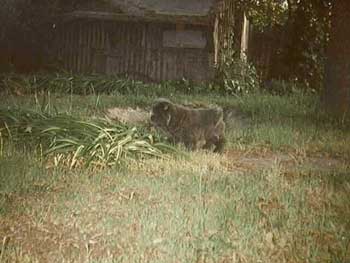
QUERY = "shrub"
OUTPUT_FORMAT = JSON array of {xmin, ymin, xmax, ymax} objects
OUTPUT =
[{"xmin": 216, "ymin": 57, "xmax": 260, "ymax": 95}]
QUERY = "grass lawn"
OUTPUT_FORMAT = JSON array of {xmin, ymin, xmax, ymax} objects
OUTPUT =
[{"xmin": 0, "ymin": 81, "xmax": 349, "ymax": 262}]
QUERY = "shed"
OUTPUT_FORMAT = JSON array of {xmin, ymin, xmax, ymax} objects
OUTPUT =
[{"xmin": 54, "ymin": 0, "xmax": 224, "ymax": 83}]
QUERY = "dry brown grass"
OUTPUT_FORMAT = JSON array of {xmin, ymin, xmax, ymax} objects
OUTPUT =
[{"xmin": 1, "ymin": 149, "xmax": 349, "ymax": 263}]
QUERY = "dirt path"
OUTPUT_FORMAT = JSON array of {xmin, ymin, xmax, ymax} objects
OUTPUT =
[{"xmin": 222, "ymin": 148, "xmax": 348, "ymax": 174}]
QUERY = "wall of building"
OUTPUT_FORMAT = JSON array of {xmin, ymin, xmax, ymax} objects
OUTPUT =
[{"xmin": 55, "ymin": 19, "xmax": 215, "ymax": 82}]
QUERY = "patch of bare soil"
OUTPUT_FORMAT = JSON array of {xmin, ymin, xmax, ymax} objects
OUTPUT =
[
  {"xmin": 104, "ymin": 104, "xmax": 250, "ymax": 129},
  {"xmin": 223, "ymin": 148, "xmax": 348, "ymax": 174}
]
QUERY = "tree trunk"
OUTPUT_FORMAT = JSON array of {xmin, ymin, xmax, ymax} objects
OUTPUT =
[
  {"xmin": 324, "ymin": 1, "xmax": 350, "ymax": 117},
  {"xmin": 240, "ymin": 12, "xmax": 249, "ymax": 62}
]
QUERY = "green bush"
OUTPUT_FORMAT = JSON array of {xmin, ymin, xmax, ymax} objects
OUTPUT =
[{"xmin": 216, "ymin": 57, "xmax": 260, "ymax": 95}]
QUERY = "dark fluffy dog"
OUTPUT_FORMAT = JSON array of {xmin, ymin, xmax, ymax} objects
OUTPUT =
[{"xmin": 150, "ymin": 98, "xmax": 225, "ymax": 152}]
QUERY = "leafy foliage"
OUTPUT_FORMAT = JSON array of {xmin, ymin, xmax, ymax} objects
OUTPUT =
[
  {"xmin": 238, "ymin": 0, "xmax": 289, "ymax": 29},
  {"xmin": 231, "ymin": 0, "xmax": 332, "ymax": 91},
  {"xmin": 216, "ymin": 55, "xmax": 259, "ymax": 95},
  {"xmin": 0, "ymin": 107, "xmax": 176, "ymax": 168},
  {"xmin": 0, "ymin": 73, "xmax": 254, "ymax": 96}
]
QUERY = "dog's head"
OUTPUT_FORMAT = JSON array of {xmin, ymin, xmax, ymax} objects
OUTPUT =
[{"xmin": 150, "ymin": 98, "xmax": 174, "ymax": 128}]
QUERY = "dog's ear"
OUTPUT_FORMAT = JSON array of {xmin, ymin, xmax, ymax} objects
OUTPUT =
[{"xmin": 162, "ymin": 101, "xmax": 173, "ymax": 111}]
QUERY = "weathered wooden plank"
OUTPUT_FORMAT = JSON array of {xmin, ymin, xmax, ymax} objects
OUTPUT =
[
  {"xmin": 87, "ymin": 22, "xmax": 94, "ymax": 48},
  {"xmin": 70, "ymin": 26, "xmax": 75, "ymax": 71},
  {"xmin": 62, "ymin": 11, "xmax": 211, "ymax": 26},
  {"xmin": 57, "ymin": 18, "xmax": 214, "ymax": 82},
  {"xmin": 65, "ymin": 27, "xmax": 70, "ymax": 69},
  {"xmin": 96, "ymin": 22, "xmax": 101, "ymax": 49},
  {"xmin": 101, "ymin": 21, "xmax": 105, "ymax": 48},
  {"xmin": 92, "ymin": 22, "xmax": 96, "ymax": 48},
  {"xmin": 77, "ymin": 22, "xmax": 82, "ymax": 72},
  {"xmin": 86, "ymin": 47, "xmax": 90, "ymax": 73}
]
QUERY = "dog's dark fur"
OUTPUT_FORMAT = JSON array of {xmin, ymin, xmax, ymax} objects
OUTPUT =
[{"xmin": 150, "ymin": 98, "xmax": 225, "ymax": 152}]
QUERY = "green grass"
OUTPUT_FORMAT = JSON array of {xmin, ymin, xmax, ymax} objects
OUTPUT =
[
  {"xmin": 3, "ymin": 84, "xmax": 348, "ymax": 157},
  {"xmin": 1, "ymin": 154, "xmax": 349, "ymax": 262},
  {"xmin": 0, "ymin": 75, "xmax": 349, "ymax": 262}
]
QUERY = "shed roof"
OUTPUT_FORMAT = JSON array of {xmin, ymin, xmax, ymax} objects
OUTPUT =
[
  {"xmin": 63, "ymin": 0, "xmax": 218, "ymax": 26},
  {"xmin": 109, "ymin": 0, "xmax": 216, "ymax": 16}
]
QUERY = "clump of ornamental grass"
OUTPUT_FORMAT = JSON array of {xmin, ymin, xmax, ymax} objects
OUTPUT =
[{"xmin": 0, "ymin": 107, "xmax": 177, "ymax": 169}]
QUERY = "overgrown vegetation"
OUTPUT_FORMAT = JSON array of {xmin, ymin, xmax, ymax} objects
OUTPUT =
[
  {"xmin": 0, "ymin": 73, "xmax": 216, "ymax": 96},
  {"xmin": 216, "ymin": 56, "xmax": 260, "ymax": 94},
  {"xmin": 0, "ymin": 75, "xmax": 349, "ymax": 262},
  {"xmin": 234, "ymin": 0, "xmax": 332, "ymax": 90},
  {"xmin": 0, "ymin": 70, "xmax": 263, "ymax": 99}
]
